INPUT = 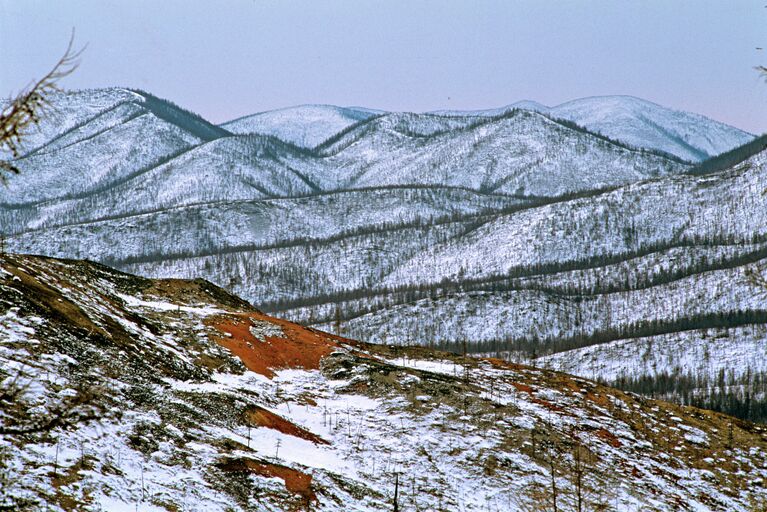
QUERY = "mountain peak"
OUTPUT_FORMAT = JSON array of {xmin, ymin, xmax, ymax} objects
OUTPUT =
[
  {"xmin": 221, "ymin": 104, "xmax": 379, "ymax": 149},
  {"xmin": 546, "ymin": 95, "xmax": 754, "ymax": 161}
]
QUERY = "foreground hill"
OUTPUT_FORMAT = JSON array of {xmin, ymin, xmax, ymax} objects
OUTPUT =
[{"xmin": 2, "ymin": 254, "xmax": 767, "ymax": 511}]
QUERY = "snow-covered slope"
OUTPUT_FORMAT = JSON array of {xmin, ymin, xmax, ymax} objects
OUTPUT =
[
  {"xmin": 3, "ymin": 88, "xmax": 144, "ymax": 157},
  {"xmin": 223, "ymin": 96, "xmax": 754, "ymax": 162},
  {"xmin": 539, "ymin": 324, "xmax": 767, "ymax": 385},
  {"xmin": 549, "ymin": 96, "xmax": 755, "ymax": 162},
  {"xmin": 3, "ymin": 111, "xmax": 202, "ymax": 204},
  {"xmin": 2, "ymin": 87, "xmax": 763, "ymax": 423},
  {"xmin": 433, "ymin": 96, "xmax": 754, "ymax": 162},
  {"xmin": 308, "ymin": 110, "xmax": 686, "ymax": 196},
  {"xmin": 6, "ymin": 188, "xmax": 521, "ymax": 263},
  {"xmin": 5, "ymin": 90, "xmax": 687, "ymax": 216},
  {"xmin": 377, "ymin": 150, "xmax": 767, "ymax": 287},
  {"xmin": 429, "ymin": 99, "xmax": 548, "ymax": 118},
  {"xmin": 274, "ymin": 151, "xmax": 767, "ymax": 353},
  {"xmin": 3, "ymin": 254, "xmax": 767, "ymax": 511},
  {"xmin": 220, "ymin": 104, "xmax": 380, "ymax": 148},
  {"xmin": 111, "ymin": 146, "xmax": 766, "ymax": 340},
  {"xmin": 0, "ymin": 88, "xmax": 235, "ymax": 205}
]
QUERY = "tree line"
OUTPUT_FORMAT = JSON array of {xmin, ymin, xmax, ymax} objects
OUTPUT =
[
  {"xmin": 433, "ymin": 309, "xmax": 767, "ymax": 357},
  {"xmin": 607, "ymin": 367, "xmax": 767, "ymax": 423},
  {"xmin": 264, "ymin": 232, "xmax": 765, "ymax": 319}
]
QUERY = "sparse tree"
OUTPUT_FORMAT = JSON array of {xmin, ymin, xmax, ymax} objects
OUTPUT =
[
  {"xmin": 0, "ymin": 376, "xmax": 101, "ymax": 437},
  {"xmin": 0, "ymin": 369, "xmax": 104, "ymax": 510},
  {"xmin": 393, "ymin": 471, "xmax": 400, "ymax": 512},
  {"xmin": 756, "ymin": 64, "xmax": 767, "ymax": 82},
  {"xmin": 0, "ymin": 33, "xmax": 94, "ymax": 512},
  {"xmin": 0, "ymin": 31, "xmax": 88, "ymax": 435},
  {"xmin": 334, "ymin": 303, "xmax": 343, "ymax": 335}
]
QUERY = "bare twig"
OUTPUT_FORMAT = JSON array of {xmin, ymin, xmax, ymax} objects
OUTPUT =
[
  {"xmin": 0, "ymin": 379, "xmax": 103, "ymax": 437},
  {"xmin": 0, "ymin": 31, "xmax": 84, "ymax": 175}
]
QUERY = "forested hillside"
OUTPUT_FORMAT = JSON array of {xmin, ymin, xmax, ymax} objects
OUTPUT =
[{"xmin": 2, "ymin": 87, "xmax": 763, "ymax": 422}]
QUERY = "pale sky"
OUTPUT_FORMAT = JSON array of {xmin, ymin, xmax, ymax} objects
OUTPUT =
[{"xmin": 1, "ymin": 0, "xmax": 766, "ymax": 133}]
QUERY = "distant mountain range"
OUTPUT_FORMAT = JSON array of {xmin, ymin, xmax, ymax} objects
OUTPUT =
[
  {"xmin": 222, "ymin": 95, "xmax": 754, "ymax": 162},
  {"xmin": 432, "ymin": 95, "xmax": 754, "ymax": 162},
  {"xmin": 3, "ymin": 87, "xmax": 766, "ymax": 422}
]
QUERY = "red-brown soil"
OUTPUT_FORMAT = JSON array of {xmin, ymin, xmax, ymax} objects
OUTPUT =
[
  {"xmin": 244, "ymin": 405, "xmax": 328, "ymax": 445},
  {"xmin": 482, "ymin": 357, "xmax": 527, "ymax": 371},
  {"xmin": 206, "ymin": 312, "xmax": 339, "ymax": 378},
  {"xmin": 217, "ymin": 457, "xmax": 316, "ymax": 504},
  {"xmin": 595, "ymin": 427, "xmax": 622, "ymax": 448},
  {"xmin": 511, "ymin": 382, "xmax": 535, "ymax": 394}
]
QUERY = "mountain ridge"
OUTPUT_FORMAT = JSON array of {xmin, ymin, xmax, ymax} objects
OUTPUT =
[
  {"xmin": 220, "ymin": 104, "xmax": 382, "ymax": 149},
  {"xmin": 429, "ymin": 94, "xmax": 755, "ymax": 162},
  {"xmin": 2, "ymin": 86, "xmax": 765, "ymax": 425}
]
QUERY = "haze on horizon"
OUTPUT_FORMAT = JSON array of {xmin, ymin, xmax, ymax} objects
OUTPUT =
[{"xmin": 1, "ymin": 0, "xmax": 766, "ymax": 134}]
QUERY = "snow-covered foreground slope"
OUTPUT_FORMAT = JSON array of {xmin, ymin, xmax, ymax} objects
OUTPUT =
[
  {"xmin": 433, "ymin": 95, "xmax": 755, "ymax": 162},
  {"xmin": 2, "ymin": 254, "xmax": 767, "ymax": 511},
  {"xmin": 221, "ymin": 105, "xmax": 380, "ymax": 148}
]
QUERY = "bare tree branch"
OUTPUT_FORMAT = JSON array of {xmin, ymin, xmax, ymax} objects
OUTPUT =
[{"xmin": 0, "ymin": 31, "xmax": 84, "ymax": 176}]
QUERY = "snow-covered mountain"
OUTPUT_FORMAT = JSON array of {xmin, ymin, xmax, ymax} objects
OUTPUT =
[
  {"xmin": 2, "ymin": 88, "xmax": 143, "ymax": 156},
  {"xmin": 549, "ymin": 96, "xmax": 755, "ymax": 162},
  {"xmin": 2, "ymin": 87, "xmax": 764, "ymax": 423},
  {"xmin": 2, "ymin": 88, "xmax": 229, "ymax": 205},
  {"xmin": 224, "ymin": 95, "xmax": 753, "ymax": 161},
  {"xmin": 432, "ymin": 95, "xmax": 755, "ymax": 162},
  {"xmin": 311, "ymin": 110, "xmax": 685, "ymax": 196},
  {"xmin": 3, "ymin": 254, "xmax": 767, "ymax": 511},
  {"xmin": 220, "ymin": 104, "xmax": 381, "ymax": 148}
]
